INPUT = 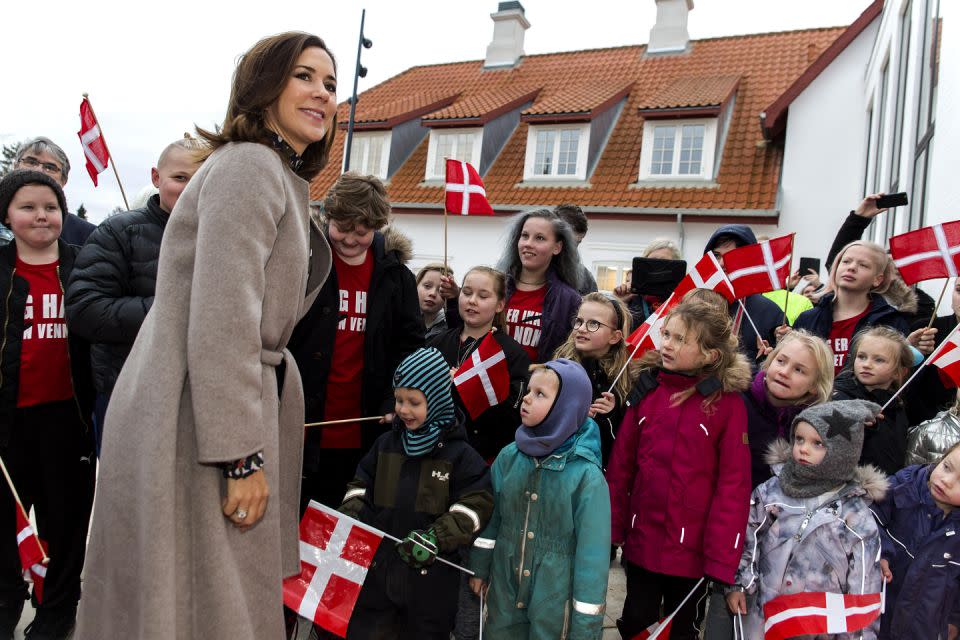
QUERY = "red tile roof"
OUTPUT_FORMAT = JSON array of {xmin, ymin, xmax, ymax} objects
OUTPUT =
[
  {"xmin": 339, "ymin": 90, "xmax": 460, "ymax": 130},
  {"xmin": 638, "ymin": 74, "xmax": 741, "ymax": 110},
  {"xmin": 520, "ymin": 80, "xmax": 634, "ymax": 122},
  {"xmin": 423, "ymin": 86, "xmax": 541, "ymax": 125},
  {"xmin": 312, "ymin": 23, "xmax": 854, "ymax": 215}
]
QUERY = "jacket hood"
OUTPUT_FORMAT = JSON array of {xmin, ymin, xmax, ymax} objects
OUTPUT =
[
  {"xmin": 703, "ymin": 225, "xmax": 757, "ymax": 254},
  {"xmin": 765, "ymin": 438, "xmax": 889, "ymax": 502},
  {"xmin": 719, "ymin": 351, "xmax": 754, "ymax": 393},
  {"xmin": 381, "ymin": 226, "xmax": 413, "ymax": 264},
  {"xmin": 515, "ymin": 358, "xmax": 593, "ymax": 457}
]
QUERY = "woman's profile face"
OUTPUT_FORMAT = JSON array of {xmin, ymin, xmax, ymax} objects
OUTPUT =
[{"xmin": 267, "ymin": 46, "xmax": 337, "ymax": 154}]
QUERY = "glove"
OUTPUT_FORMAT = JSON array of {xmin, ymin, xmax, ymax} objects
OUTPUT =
[{"xmin": 396, "ymin": 529, "xmax": 438, "ymax": 569}]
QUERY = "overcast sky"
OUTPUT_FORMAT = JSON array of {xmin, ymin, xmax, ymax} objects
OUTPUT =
[{"xmin": 1, "ymin": 1, "xmax": 870, "ymax": 223}]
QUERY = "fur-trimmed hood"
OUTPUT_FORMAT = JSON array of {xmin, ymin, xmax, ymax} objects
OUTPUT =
[
  {"xmin": 720, "ymin": 351, "xmax": 754, "ymax": 394},
  {"xmin": 382, "ymin": 225, "xmax": 413, "ymax": 264},
  {"xmin": 764, "ymin": 438, "xmax": 889, "ymax": 502}
]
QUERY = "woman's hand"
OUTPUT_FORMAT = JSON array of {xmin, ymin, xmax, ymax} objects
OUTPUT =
[
  {"xmin": 380, "ymin": 413, "xmax": 395, "ymax": 424},
  {"xmin": 756, "ymin": 336, "xmax": 773, "ymax": 360},
  {"xmin": 879, "ymin": 558, "xmax": 893, "ymax": 584},
  {"xmin": 774, "ymin": 324, "xmax": 792, "ymax": 342},
  {"xmin": 469, "ymin": 577, "xmax": 489, "ymax": 598},
  {"xmin": 588, "ymin": 392, "xmax": 616, "ymax": 418},
  {"xmin": 908, "ymin": 327, "xmax": 937, "ymax": 355},
  {"xmin": 439, "ymin": 275, "xmax": 460, "ymax": 301},
  {"xmin": 613, "ymin": 283, "xmax": 636, "ymax": 303},
  {"xmin": 855, "ymin": 193, "xmax": 888, "ymax": 218},
  {"xmin": 726, "ymin": 591, "xmax": 747, "ymax": 615},
  {"xmin": 222, "ymin": 469, "xmax": 269, "ymax": 531},
  {"xmin": 803, "ymin": 268, "xmax": 821, "ymax": 289}
]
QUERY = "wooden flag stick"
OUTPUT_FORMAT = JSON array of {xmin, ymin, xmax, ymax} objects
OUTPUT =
[
  {"xmin": 0, "ymin": 454, "xmax": 49, "ymax": 564},
  {"xmin": 82, "ymin": 93, "xmax": 130, "ymax": 210},
  {"xmin": 927, "ymin": 278, "xmax": 952, "ymax": 329},
  {"xmin": 443, "ymin": 155, "xmax": 450, "ymax": 273},
  {"xmin": 304, "ymin": 416, "xmax": 383, "ymax": 428}
]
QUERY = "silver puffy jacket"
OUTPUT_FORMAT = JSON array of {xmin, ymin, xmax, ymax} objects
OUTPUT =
[{"xmin": 905, "ymin": 410, "xmax": 960, "ymax": 466}]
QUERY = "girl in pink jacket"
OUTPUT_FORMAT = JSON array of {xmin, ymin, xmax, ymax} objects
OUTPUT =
[{"xmin": 607, "ymin": 299, "xmax": 753, "ymax": 640}]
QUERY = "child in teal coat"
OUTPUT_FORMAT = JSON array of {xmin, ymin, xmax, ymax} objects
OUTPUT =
[{"xmin": 468, "ymin": 358, "xmax": 610, "ymax": 639}]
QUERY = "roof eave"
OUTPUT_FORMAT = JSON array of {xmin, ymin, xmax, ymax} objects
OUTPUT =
[{"xmin": 761, "ymin": 0, "xmax": 882, "ymax": 141}]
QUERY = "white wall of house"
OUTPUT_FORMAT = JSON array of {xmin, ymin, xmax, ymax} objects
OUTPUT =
[
  {"xmin": 926, "ymin": 1, "xmax": 958, "ymax": 224},
  {"xmin": 779, "ymin": 18, "xmax": 879, "ymax": 279}
]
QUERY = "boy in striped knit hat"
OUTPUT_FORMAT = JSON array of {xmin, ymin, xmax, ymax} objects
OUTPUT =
[{"xmin": 338, "ymin": 347, "xmax": 493, "ymax": 639}]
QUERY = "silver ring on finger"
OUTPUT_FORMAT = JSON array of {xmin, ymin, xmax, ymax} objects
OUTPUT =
[{"xmin": 236, "ymin": 508, "xmax": 248, "ymax": 520}]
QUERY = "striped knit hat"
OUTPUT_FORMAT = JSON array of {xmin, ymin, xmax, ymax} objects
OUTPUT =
[{"xmin": 393, "ymin": 348, "xmax": 456, "ymax": 455}]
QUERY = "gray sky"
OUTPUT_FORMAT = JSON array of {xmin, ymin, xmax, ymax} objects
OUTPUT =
[{"xmin": 1, "ymin": 0, "xmax": 870, "ymax": 223}]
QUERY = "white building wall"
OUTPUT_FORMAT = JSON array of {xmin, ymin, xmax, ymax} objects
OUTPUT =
[
  {"xmin": 779, "ymin": 19, "xmax": 879, "ymax": 279},
  {"xmin": 926, "ymin": 1, "xmax": 958, "ymax": 223}
]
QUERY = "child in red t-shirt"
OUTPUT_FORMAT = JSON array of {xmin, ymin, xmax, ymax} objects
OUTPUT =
[
  {"xmin": 290, "ymin": 173, "xmax": 423, "ymax": 512},
  {"xmin": 0, "ymin": 170, "xmax": 95, "ymax": 637},
  {"xmin": 793, "ymin": 240, "xmax": 910, "ymax": 373}
]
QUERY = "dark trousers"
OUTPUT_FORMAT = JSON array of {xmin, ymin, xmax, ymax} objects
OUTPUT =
[
  {"xmin": 0, "ymin": 400, "xmax": 95, "ymax": 611},
  {"xmin": 345, "ymin": 551, "xmax": 459, "ymax": 640},
  {"xmin": 301, "ymin": 448, "xmax": 366, "ymax": 515},
  {"xmin": 619, "ymin": 560, "xmax": 707, "ymax": 640}
]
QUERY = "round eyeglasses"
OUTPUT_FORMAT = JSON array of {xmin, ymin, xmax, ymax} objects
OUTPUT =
[{"xmin": 573, "ymin": 317, "xmax": 615, "ymax": 333}]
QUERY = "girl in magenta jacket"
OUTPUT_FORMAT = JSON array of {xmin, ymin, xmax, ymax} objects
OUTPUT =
[{"xmin": 606, "ymin": 299, "xmax": 753, "ymax": 640}]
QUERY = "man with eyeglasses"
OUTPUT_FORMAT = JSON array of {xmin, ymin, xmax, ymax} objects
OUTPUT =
[{"xmin": 2, "ymin": 137, "xmax": 97, "ymax": 246}]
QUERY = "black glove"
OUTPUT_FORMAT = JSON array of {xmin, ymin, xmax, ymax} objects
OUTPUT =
[{"xmin": 396, "ymin": 529, "xmax": 438, "ymax": 569}]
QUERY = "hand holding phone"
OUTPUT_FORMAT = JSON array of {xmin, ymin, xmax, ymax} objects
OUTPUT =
[{"xmin": 875, "ymin": 192, "xmax": 909, "ymax": 209}]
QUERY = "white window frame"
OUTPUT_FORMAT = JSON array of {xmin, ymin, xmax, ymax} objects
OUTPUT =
[
  {"xmin": 424, "ymin": 128, "xmax": 483, "ymax": 180},
  {"xmin": 638, "ymin": 117, "xmax": 718, "ymax": 181},
  {"xmin": 343, "ymin": 131, "xmax": 391, "ymax": 179},
  {"xmin": 592, "ymin": 260, "xmax": 633, "ymax": 293},
  {"xmin": 523, "ymin": 123, "xmax": 590, "ymax": 181}
]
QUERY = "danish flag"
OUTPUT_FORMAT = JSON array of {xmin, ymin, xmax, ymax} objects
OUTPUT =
[
  {"xmin": 445, "ymin": 159, "xmax": 494, "ymax": 216},
  {"xmin": 453, "ymin": 333, "xmax": 510, "ymax": 419},
  {"xmin": 16, "ymin": 508, "xmax": 47, "ymax": 604},
  {"xmin": 723, "ymin": 234, "xmax": 795, "ymax": 299},
  {"xmin": 928, "ymin": 325, "xmax": 960, "ymax": 388},
  {"xmin": 625, "ymin": 252, "xmax": 734, "ymax": 359},
  {"xmin": 632, "ymin": 617, "xmax": 671, "ymax": 639},
  {"xmin": 889, "ymin": 220, "xmax": 960, "ymax": 285},
  {"xmin": 283, "ymin": 501, "xmax": 384, "ymax": 637},
  {"xmin": 762, "ymin": 592, "xmax": 881, "ymax": 640},
  {"xmin": 77, "ymin": 97, "xmax": 110, "ymax": 186}
]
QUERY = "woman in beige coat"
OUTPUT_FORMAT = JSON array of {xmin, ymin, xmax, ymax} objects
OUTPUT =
[{"xmin": 76, "ymin": 32, "xmax": 338, "ymax": 639}]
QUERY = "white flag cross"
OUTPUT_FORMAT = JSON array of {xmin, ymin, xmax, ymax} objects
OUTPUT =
[
  {"xmin": 763, "ymin": 593, "xmax": 881, "ymax": 635},
  {"xmin": 454, "ymin": 347, "xmax": 506, "ymax": 405},
  {"xmin": 79, "ymin": 125, "xmax": 106, "ymax": 173},
  {"xmin": 893, "ymin": 223, "xmax": 960, "ymax": 278},
  {"xmin": 295, "ymin": 516, "xmax": 369, "ymax": 621},
  {"xmin": 445, "ymin": 160, "xmax": 487, "ymax": 216},
  {"xmin": 687, "ymin": 252, "xmax": 733, "ymax": 293},
  {"xmin": 726, "ymin": 245, "xmax": 791, "ymax": 289}
]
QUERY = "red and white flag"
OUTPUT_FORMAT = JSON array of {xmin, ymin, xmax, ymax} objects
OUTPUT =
[
  {"xmin": 445, "ymin": 159, "xmax": 494, "ymax": 216},
  {"xmin": 16, "ymin": 507, "xmax": 44, "ymax": 572},
  {"xmin": 453, "ymin": 333, "xmax": 510, "ymax": 419},
  {"xmin": 763, "ymin": 591, "xmax": 881, "ymax": 640},
  {"xmin": 723, "ymin": 234, "xmax": 795, "ymax": 299},
  {"xmin": 929, "ymin": 327, "xmax": 960, "ymax": 388},
  {"xmin": 632, "ymin": 617, "xmax": 671, "ymax": 639},
  {"xmin": 625, "ymin": 252, "xmax": 734, "ymax": 359},
  {"xmin": 283, "ymin": 501, "xmax": 384, "ymax": 638},
  {"xmin": 77, "ymin": 97, "xmax": 110, "ymax": 186},
  {"xmin": 889, "ymin": 220, "xmax": 960, "ymax": 285}
]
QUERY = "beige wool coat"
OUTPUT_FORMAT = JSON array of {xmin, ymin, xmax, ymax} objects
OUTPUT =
[{"xmin": 76, "ymin": 142, "xmax": 331, "ymax": 639}]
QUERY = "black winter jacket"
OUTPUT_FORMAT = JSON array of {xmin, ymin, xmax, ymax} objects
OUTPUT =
[
  {"xmin": 61, "ymin": 212, "xmax": 96, "ymax": 247},
  {"xmin": 0, "ymin": 240, "xmax": 94, "ymax": 445},
  {"xmin": 904, "ymin": 313, "xmax": 959, "ymax": 425},
  {"xmin": 290, "ymin": 228, "xmax": 424, "ymax": 459},
  {"xmin": 65, "ymin": 195, "xmax": 168, "ymax": 394},
  {"xmin": 580, "ymin": 357, "xmax": 626, "ymax": 469},
  {"xmin": 428, "ymin": 328, "xmax": 530, "ymax": 462},
  {"xmin": 832, "ymin": 369, "xmax": 909, "ymax": 476},
  {"xmin": 793, "ymin": 291, "xmax": 910, "ymax": 342},
  {"xmin": 340, "ymin": 416, "xmax": 493, "ymax": 557}
]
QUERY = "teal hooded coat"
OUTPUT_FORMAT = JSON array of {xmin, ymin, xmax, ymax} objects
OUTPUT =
[{"xmin": 469, "ymin": 417, "xmax": 610, "ymax": 639}]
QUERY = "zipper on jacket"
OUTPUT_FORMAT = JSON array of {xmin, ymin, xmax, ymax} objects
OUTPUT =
[
  {"xmin": 0, "ymin": 269, "xmax": 16, "ymax": 390},
  {"xmin": 56, "ymin": 266, "xmax": 90, "ymax": 433},
  {"xmin": 517, "ymin": 466, "xmax": 536, "ymax": 590}
]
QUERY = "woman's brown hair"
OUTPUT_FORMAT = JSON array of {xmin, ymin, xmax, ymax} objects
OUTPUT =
[{"xmin": 196, "ymin": 32, "xmax": 338, "ymax": 180}]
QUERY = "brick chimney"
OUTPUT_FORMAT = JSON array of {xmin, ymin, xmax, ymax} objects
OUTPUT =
[
  {"xmin": 484, "ymin": 2, "xmax": 530, "ymax": 68},
  {"xmin": 647, "ymin": 0, "xmax": 694, "ymax": 54}
]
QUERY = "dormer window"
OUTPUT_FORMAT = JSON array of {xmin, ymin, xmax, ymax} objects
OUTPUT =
[
  {"xmin": 425, "ymin": 128, "xmax": 482, "ymax": 180},
  {"xmin": 641, "ymin": 119, "xmax": 714, "ymax": 179},
  {"xmin": 525, "ymin": 124, "xmax": 589, "ymax": 179},
  {"xmin": 636, "ymin": 75, "xmax": 739, "ymax": 183},
  {"xmin": 346, "ymin": 131, "xmax": 391, "ymax": 178}
]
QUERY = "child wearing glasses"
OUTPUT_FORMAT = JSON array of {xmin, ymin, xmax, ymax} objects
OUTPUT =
[{"xmin": 554, "ymin": 292, "xmax": 635, "ymax": 467}]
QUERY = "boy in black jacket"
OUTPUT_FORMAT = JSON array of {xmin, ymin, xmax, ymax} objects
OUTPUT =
[
  {"xmin": 0, "ymin": 171, "xmax": 95, "ymax": 639},
  {"xmin": 338, "ymin": 348, "xmax": 492, "ymax": 639}
]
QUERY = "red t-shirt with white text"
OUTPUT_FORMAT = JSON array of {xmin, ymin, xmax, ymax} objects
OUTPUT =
[
  {"xmin": 321, "ymin": 252, "xmax": 374, "ymax": 448},
  {"xmin": 16, "ymin": 258, "xmax": 74, "ymax": 407},
  {"xmin": 506, "ymin": 286, "xmax": 547, "ymax": 362},
  {"xmin": 828, "ymin": 307, "xmax": 871, "ymax": 373}
]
